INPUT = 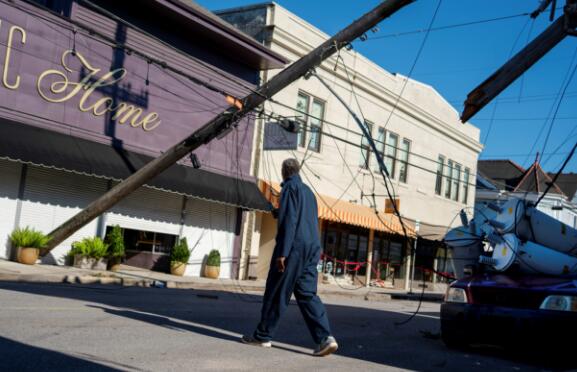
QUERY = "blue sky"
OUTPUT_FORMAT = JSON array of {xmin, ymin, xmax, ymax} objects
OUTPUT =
[{"xmin": 197, "ymin": 0, "xmax": 577, "ymax": 173}]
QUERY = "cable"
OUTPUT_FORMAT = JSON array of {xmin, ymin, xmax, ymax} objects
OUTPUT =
[
  {"xmin": 517, "ymin": 19, "xmax": 535, "ymax": 103},
  {"xmin": 8, "ymin": 0, "xmax": 251, "ymax": 102},
  {"xmin": 522, "ymin": 46, "xmax": 577, "ymax": 167},
  {"xmin": 266, "ymin": 97, "xmax": 476, "ymax": 173},
  {"xmin": 74, "ymin": 0, "xmax": 264, "ymax": 97},
  {"xmin": 366, "ymin": 12, "xmax": 531, "ymax": 41},
  {"xmin": 483, "ymin": 17, "xmax": 532, "ymax": 146},
  {"xmin": 382, "ymin": 0, "xmax": 442, "ymax": 133},
  {"xmin": 539, "ymin": 62, "xmax": 577, "ymax": 161},
  {"xmin": 535, "ymin": 140, "xmax": 577, "ymax": 207},
  {"xmin": 335, "ymin": 53, "xmax": 399, "ymax": 208},
  {"xmin": 260, "ymin": 108, "xmax": 479, "ymax": 189}
]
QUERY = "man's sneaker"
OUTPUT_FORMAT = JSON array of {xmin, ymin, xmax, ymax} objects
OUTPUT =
[
  {"xmin": 240, "ymin": 335, "xmax": 272, "ymax": 348},
  {"xmin": 313, "ymin": 336, "xmax": 338, "ymax": 356}
]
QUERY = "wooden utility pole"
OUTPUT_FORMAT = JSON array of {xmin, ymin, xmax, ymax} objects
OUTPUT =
[
  {"xmin": 461, "ymin": 0, "xmax": 577, "ymax": 122},
  {"xmin": 43, "ymin": 0, "xmax": 415, "ymax": 253}
]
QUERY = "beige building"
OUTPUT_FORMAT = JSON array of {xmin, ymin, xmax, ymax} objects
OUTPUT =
[{"xmin": 217, "ymin": 3, "xmax": 483, "ymax": 288}]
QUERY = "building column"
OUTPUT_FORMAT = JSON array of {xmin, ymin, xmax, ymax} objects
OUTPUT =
[
  {"xmin": 365, "ymin": 228, "xmax": 374, "ymax": 287},
  {"xmin": 404, "ymin": 240, "xmax": 412, "ymax": 291}
]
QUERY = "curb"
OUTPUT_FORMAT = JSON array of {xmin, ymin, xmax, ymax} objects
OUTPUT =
[
  {"xmin": 390, "ymin": 293, "xmax": 444, "ymax": 302},
  {"xmin": 0, "ymin": 273, "xmax": 443, "ymax": 303}
]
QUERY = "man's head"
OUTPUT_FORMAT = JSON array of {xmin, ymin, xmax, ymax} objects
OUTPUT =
[{"xmin": 281, "ymin": 158, "xmax": 300, "ymax": 181}]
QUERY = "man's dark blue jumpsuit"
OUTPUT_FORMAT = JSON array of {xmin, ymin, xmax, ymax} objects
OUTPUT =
[{"xmin": 253, "ymin": 174, "xmax": 332, "ymax": 344}]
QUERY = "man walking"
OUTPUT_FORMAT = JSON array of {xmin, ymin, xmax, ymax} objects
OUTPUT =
[{"xmin": 241, "ymin": 158, "xmax": 338, "ymax": 356}]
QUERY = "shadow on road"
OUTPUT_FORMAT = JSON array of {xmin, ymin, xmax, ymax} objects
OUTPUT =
[
  {"xmin": 0, "ymin": 282, "xmax": 573, "ymax": 371},
  {"xmin": 0, "ymin": 335, "xmax": 121, "ymax": 371}
]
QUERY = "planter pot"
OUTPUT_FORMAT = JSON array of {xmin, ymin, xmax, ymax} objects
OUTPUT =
[
  {"xmin": 73, "ymin": 255, "xmax": 95, "ymax": 269},
  {"xmin": 108, "ymin": 258, "xmax": 122, "ymax": 272},
  {"xmin": 204, "ymin": 265, "xmax": 220, "ymax": 279},
  {"xmin": 17, "ymin": 247, "xmax": 39, "ymax": 265},
  {"xmin": 92, "ymin": 258, "xmax": 108, "ymax": 271},
  {"xmin": 170, "ymin": 261, "xmax": 186, "ymax": 276}
]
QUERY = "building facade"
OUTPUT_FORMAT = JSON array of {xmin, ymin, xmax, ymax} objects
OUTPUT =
[
  {"xmin": 218, "ymin": 3, "xmax": 483, "ymax": 288},
  {"xmin": 0, "ymin": 0, "xmax": 285, "ymax": 278}
]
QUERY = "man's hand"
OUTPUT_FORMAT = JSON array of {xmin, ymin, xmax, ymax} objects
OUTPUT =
[{"xmin": 276, "ymin": 257, "xmax": 286, "ymax": 273}]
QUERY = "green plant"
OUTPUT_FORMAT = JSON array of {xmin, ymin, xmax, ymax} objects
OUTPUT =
[
  {"xmin": 9, "ymin": 227, "xmax": 51, "ymax": 248},
  {"xmin": 105, "ymin": 225, "xmax": 125, "ymax": 259},
  {"xmin": 170, "ymin": 238, "xmax": 190, "ymax": 264},
  {"xmin": 206, "ymin": 249, "xmax": 221, "ymax": 267},
  {"xmin": 70, "ymin": 237, "xmax": 109, "ymax": 259}
]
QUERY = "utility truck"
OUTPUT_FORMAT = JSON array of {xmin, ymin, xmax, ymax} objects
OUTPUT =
[{"xmin": 442, "ymin": 199, "xmax": 577, "ymax": 354}]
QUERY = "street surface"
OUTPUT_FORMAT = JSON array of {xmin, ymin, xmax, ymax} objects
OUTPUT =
[{"xmin": 0, "ymin": 282, "xmax": 567, "ymax": 371}]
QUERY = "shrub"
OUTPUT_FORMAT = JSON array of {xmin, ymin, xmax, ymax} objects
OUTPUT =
[
  {"xmin": 10, "ymin": 227, "xmax": 51, "ymax": 248},
  {"xmin": 70, "ymin": 237, "xmax": 109, "ymax": 259},
  {"xmin": 170, "ymin": 238, "xmax": 190, "ymax": 264},
  {"xmin": 206, "ymin": 249, "xmax": 221, "ymax": 267},
  {"xmin": 105, "ymin": 225, "xmax": 125, "ymax": 259}
]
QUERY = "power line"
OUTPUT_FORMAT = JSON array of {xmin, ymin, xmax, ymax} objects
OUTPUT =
[
  {"xmin": 483, "ymin": 17, "xmax": 532, "ymax": 146},
  {"xmin": 540, "ymin": 62, "xmax": 577, "ymax": 161},
  {"xmin": 523, "ymin": 46, "xmax": 577, "ymax": 167},
  {"xmin": 473, "ymin": 115, "xmax": 577, "ymax": 122},
  {"xmin": 382, "ymin": 0, "xmax": 442, "ymax": 133},
  {"xmin": 8, "ymin": 0, "xmax": 253, "ymax": 102},
  {"xmin": 365, "ymin": 12, "xmax": 531, "ymax": 41},
  {"xmin": 260, "ymin": 108, "xmax": 479, "ymax": 189},
  {"xmin": 267, "ymin": 91, "xmax": 475, "ymax": 175}
]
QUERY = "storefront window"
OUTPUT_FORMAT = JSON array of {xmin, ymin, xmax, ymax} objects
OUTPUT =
[{"xmin": 107, "ymin": 226, "xmax": 177, "ymax": 255}]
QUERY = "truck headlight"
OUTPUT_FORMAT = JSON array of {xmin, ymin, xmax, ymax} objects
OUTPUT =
[
  {"xmin": 540, "ymin": 296, "xmax": 577, "ymax": 312},
  {"xmin": 445, "ymin": 287, "xmax": 468, "ymax": 303}
]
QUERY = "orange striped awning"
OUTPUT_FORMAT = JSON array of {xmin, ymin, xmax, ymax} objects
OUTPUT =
[{"xmin": 257, "ymin": 180, "xmax": 413, "ymax": 236}]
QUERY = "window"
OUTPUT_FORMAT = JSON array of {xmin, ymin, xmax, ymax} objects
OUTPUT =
[
  {"xmin": 445, "ymin": 160, "xmax": 453, "ymax": 199},
  {"xmin": 435, "ymin": 155, "xmax": 445, "ymax": 195},
  {"xmin": 295, "ymin": 92, "xmax": 325, "ymax": 152},
  {"xmin": 462, "ymin": 168, "xmax": 470, "ymax": 204},
  {"xmin": 308, "ymin": 99, "xmax": 324, "ymax": 152},
  {"xmin": 373, "ymin": 127, "xmax": 385, "ymax": 172},
  {"xmin": 106, "ymin": 226, "xmax": 177, "ymax": 255},
  {"xmin": 295, "ymin": 93, "xmax": 309, "ymax": 148},
  {"xmin": 398, "ymin": 139, "xmax": 410, "ymax": 183},
  {"xmin": 359, "ymin": 121, "xmax": 373, "ymax": 169},
  {"xmin": 452, "ymin": 163, "xmax": 461, "ymax": 201},
  {"xmin": 384, "ymin": 132, "xmax": 398, "ymax": 179}
]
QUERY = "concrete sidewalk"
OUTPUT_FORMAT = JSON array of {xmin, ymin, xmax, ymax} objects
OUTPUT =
[{"xmin": 0, "ymin": 259, "xmax": 445, "ymax": 302}]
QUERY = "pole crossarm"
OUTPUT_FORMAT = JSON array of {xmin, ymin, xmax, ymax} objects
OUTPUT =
[
  {"xmin": 461, "ymin": 0, "xmax": 577, "ymax": 122},
  {"xmin": 42, "ymin": 0, "xmax": 415, "ymax": 253}
]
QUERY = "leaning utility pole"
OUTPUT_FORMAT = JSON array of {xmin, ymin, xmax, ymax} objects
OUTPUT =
[
  {"xmin": 43, "ymin": 0, "xmax": 415, "ymax": 253},
  {"xmin": 461, "ymin": 0, "xmax": 577, "ymax": 122}
]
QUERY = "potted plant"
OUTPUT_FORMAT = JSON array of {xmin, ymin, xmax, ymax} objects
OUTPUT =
[
  {"xmin": 9, "ymin": 227, "xmax": 51, "ymax": 265},
  {"xmin": 105, "ymin": 225, "xmax": 125, "ymax": 271},
  {"xmin": 204, "ymin": 249, "xmax": 221, "ymax": 279},
  {"xmin": 70, "ymin": 237, "xmax": 109, "ymax": 270},
  {"xmin": 170, "ymin": 237, "xmax": 190, "ymax": 276}
]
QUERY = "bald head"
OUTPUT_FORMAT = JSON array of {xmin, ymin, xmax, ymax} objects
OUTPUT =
[{"xmin": 281, "ymin": 158, "xmax": 300, "ymax": 181}]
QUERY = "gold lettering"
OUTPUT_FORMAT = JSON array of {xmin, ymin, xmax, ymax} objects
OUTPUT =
[
  {"xmin": 91, "ymin": 97, "xmax": 114, "ymax": 116},
  {"xmin": 37, "ymin": 50, "xmax": 99, "ymax": 103},
  {"xmin": 141, "ymin": 112, "xmax": 161, "ymax": 131},
  {"xmin": 3, "ymin": 24, "xmax": 27, "ymax": 90},
  {"xmin": 78, "ymin": 68, "xmax": 126, "ymax": 112},
  {"xmin": 112, "ymin": 102, "xmax": 144, "ymax": 127},
  {"xmin": 36, "ymin": 50, "xmax": 162, "ymax": 132}
]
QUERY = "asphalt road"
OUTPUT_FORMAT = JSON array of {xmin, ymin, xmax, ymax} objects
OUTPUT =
[{"xmin": 0, "ymin": 282, "xmax": 567, "ymax": 371}]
